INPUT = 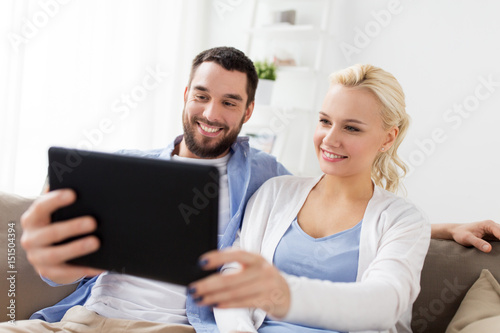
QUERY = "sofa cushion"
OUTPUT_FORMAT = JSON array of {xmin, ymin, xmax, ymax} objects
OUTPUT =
[
  {"xmin": 0, "ymin": 191, "xmax": 77, "ymax": 321},
  {"xmin": 412, "ymin": 239, "xmax": 500, "ymax": 333},
  {"xmin": 445, "ymin": 269, "xmax": 500, "ymax": 333}
]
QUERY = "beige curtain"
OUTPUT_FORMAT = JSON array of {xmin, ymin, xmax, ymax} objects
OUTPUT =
[{"xmin": 0, "ymin": 0, "xmax": 208, "ymax": 196}]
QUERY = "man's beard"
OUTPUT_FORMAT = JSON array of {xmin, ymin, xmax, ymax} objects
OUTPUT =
[{"xmin": 182, "ymin": 111, "xmax": 245, "ymax": 158}]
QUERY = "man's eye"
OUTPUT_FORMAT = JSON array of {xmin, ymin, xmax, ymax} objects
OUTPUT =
[
  {"xmin": 196, "ymin": 95, "xmax": 208, "ymax": 100},
  {"xmin": 224, "ymin": 101, "xmax": 236, "ymax": 107}
]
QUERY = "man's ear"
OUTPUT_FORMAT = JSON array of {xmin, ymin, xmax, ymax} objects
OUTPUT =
[
  {"xmin": 242, "ymin": 101, "xmax": 255, "ymax": 124},
  {"xmin": 383, "ymin": 126, "xmax": 399, "ymax": 150},
  {"xmin": 183, "ymin": 86, "xmax": 189, "ymax": 103}
]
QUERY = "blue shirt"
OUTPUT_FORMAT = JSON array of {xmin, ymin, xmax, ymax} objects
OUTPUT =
[
  {"xmin": 258, "ymin": 218, "xmax": 362, "ymax": 333},
  {"xmin": 31, "ymin": 135, "xmax": 290, "ymax": 333}
]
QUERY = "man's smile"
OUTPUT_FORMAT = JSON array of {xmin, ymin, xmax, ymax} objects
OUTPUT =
[{"xmin": 197, "ymin": 121, "xmax": 224, "ymax": 137}]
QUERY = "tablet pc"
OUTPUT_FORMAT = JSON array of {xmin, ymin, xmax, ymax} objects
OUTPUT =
[{"xmin": 48, "ymin": 146, "xmax": 219, "ymax": 285}]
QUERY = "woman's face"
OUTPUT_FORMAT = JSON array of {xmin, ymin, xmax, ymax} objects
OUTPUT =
[{"xmin": 313, "ymin": 84, "xmax": 396, "ymax": 179}]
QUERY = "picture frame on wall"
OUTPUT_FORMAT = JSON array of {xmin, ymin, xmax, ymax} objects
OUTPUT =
[{"xmin": 242, "ymin": 128, "xmax": 277, "ymax": 154}]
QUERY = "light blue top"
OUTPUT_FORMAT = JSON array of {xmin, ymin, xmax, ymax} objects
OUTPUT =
[
  {"xmin": 32, "ymin": 135, "xmax": 290, "ymax": 333},
  {"xmin": 258, "ymin": 218, "xmax": 362, "ymax": 333}
]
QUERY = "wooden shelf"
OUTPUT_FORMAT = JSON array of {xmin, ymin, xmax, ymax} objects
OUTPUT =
[
  {"xmin": 277, "ymin": 66, "xmax": 317, "ymax": 75},
  {"xmin": 246, "ymin": 0, "xmax": 331, "ymax": 175},
  {"xmin": 249, "ymin": 24, "xmax": 320, "ymax": 38}
]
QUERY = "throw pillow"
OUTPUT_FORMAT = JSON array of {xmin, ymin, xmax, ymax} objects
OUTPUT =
[{"xmin": 445, "ymin": 269, "xmax": 500, "ymax": 333}]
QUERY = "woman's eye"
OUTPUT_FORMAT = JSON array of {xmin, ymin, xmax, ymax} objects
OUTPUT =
[
  {"xmin": 319, "ymin": 119, "xmax": 330, "ymax": 125},
  {"xmin": 345, "ymin": 126, "xmax": 360, "ymax": 132}
]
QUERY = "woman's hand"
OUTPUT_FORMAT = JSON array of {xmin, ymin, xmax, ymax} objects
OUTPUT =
[{"xmin": 189, "ymin": 248, "xmax": 291, "ymax": 319}]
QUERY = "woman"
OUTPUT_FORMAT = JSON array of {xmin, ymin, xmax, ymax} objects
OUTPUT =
[{"xmin": 189, "ymin": 64, "xmax": 431, "ymax": 333}]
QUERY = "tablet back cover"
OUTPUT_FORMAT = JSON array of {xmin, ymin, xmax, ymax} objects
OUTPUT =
[{"xmin": 48, "ymin": 147, "xmax": 218, "ymax": 285}]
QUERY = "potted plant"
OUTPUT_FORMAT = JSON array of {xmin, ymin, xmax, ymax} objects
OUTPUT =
[{"xmin": 254, "ymin": 60, "xmax": 277, "ymax": 105}]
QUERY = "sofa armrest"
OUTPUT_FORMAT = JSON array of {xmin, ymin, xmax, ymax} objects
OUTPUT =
[
  {"xmin": 0, "ymin": 191, "xmax": 77, "ymax": 321},
  {"xmin": 412, "ymin": 239, "xmax": 500, "ymax": 333}
]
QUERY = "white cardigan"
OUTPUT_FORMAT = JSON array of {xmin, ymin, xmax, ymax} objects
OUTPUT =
[{"xmin": 214, "ymin": 175, "xmax": 430, "ymax": 333}]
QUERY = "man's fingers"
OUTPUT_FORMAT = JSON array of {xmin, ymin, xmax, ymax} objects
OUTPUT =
[
  {"xmin": 21, "ymin": 189, "xmax": 76, "ymax": 228},
  {"xmin": 21, "ymin": 216, "xmax": 97, "ymax": 250},
  {"xmin": 37, "ymin": 264, "xmax": 104, "ymax": 285},
  {"xmin": 18, "ymin": 189, "xmax": 106, "ymax": 284},
  {"xmin": 483, "ymin": 220, "xmax": 500, "ymax": 241},
  {"xmin": 475, "ymin": 239, "xmax": 492, "ymax": 253},
  {"xmin": 26, "ymin": 235, "xmax": 100, "ymax": 267},
  {"xmin": 465, "ymin": 233, "xmax": 492, "ymax": 253},
  {"xmin": 27, "ymin": 235, "xmax": 102, "ymax": 285}
]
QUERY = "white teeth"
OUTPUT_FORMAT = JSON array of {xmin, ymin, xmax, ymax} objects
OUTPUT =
[
  {"xmin": 324, "ymin": 151, "xmax": 345, "ymax": 159},
  {"xmin": 200, "ymin": 123, "xmax": 220, "ymax": 133}
]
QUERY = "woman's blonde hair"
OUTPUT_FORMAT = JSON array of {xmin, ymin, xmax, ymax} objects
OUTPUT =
[{"xmin": 329, "ymin": 64, "xmax": 409, "ymax": 193}]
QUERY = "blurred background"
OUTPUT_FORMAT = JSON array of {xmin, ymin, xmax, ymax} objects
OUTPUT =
[{"xmin": 1, "ymin": 0, "xmax": 499, "ymax": 224}]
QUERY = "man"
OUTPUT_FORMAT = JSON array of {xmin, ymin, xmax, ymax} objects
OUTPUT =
[
  {"xmin": 8, "ymin": 46, "xmax": 500, "ymax": 332},
  {"xmin": 11, "ymin": 46, "xmax": 289, "ymax": 332}
]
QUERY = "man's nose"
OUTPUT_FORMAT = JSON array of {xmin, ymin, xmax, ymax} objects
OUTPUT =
[{"xmin": 202, "ymin": 101, "xmax": 222, "ymax": 123}]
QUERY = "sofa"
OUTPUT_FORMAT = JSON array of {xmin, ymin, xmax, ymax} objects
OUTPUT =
[{"xmin": 1, "ymin": 191, "xmax": 499, "ymax": 332}]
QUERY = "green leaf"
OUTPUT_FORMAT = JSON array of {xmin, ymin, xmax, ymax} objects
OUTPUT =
[{"xmin": 253, "ymin": 60, "xmax": 277, "ymax": 81}]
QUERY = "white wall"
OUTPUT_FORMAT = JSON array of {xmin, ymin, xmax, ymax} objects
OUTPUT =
[
  {"xmin": 205, "ymin": 0, "xmax": 500, "ymax": 223},
  {"xmin": 3, "ymin": 1, "xmax": 498, "ymax": 223}
]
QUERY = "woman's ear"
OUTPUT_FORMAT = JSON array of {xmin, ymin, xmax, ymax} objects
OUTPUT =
[{"xmin": 382, "ymin": 126, "xmax": 399, "ymax": 151}]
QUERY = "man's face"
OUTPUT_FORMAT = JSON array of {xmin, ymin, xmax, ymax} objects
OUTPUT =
[{"xmin": 180, "ymin": 62, "xmax": 254, "ymax": 159}]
